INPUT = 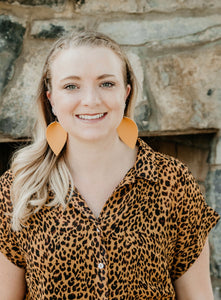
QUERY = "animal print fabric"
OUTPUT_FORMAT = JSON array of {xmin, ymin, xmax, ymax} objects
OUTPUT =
[{"xmin": 0, "ymin": 139, "xmax": 219, "ymax": 299}]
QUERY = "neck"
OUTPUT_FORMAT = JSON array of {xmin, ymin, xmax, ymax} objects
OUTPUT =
[{"xmin": 65, "ymin": 135, "xmax": 131, "ymax": 179}]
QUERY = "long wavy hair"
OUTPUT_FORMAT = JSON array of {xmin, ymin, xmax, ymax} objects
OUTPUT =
[{"xmin": 11, "ymin": 30, "xmax": 138, "ymax": 230}]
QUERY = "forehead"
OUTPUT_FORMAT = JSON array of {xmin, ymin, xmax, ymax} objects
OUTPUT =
[{"xmin": 50, "ymin": 46, "xmax": 124, "ymax": 78}]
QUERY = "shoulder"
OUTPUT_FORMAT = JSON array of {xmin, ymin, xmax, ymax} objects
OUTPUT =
[
  {"xmin": 0, "ymin": 169, "xmax": 14, "ymax": 184},
  {"xmin": 0, "ymin": 169, "xmax": 14, "ymax": 193},
  {"xmin": 137, "ymin": 138, "xmax": 190, "ymax": 186},
  {"xmin": 0, "ymin": 169, "xmax": 14, "ymax": 212}
]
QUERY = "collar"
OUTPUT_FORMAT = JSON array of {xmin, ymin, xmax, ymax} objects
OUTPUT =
[
  {"xmin": 118, "ymin": 138, "xmax": 159, "ymax": 188},
  {"xmin": 134, "ymin": 138, "xmax": 158, "ymax": 182}
]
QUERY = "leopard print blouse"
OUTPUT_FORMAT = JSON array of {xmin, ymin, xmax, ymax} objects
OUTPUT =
[{"xmin": 0, "ymin": 139, "xmax": 219, "ymax": 299}]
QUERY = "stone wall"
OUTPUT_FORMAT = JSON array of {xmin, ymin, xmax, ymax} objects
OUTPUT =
[{"xmin": 0, "ymin": 0, "xmax": 221, "ymax": 281}]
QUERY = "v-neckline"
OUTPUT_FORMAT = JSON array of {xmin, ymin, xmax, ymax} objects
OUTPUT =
[{"xmin": 70, "ymin": 164, "xmax": 137, "ymax": 223}]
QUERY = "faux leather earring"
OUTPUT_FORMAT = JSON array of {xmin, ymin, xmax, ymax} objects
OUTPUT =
[
  {"xmin": 46, "ymin": 121, "xmax": 67, "ymax": 156},
  {"xmin": 117, "ymin": 117, "xmax": 138, "ymax": 149}
]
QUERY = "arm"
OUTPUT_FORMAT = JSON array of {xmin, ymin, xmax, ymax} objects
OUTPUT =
[
  {"xmin": 0, "ymin": 252, "xmax": 26, "ymax": 300},
  {"xmin": 174, "ymin": 238, "xmax": 214, "ymax": 300}
]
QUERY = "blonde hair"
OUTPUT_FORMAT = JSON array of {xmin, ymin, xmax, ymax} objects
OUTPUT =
[{"xmin": 11, "ymin": 31, "xmax": 138, "ymax": 230}]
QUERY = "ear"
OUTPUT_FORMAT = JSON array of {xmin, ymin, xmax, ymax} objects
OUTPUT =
[
  {"xmin": 46, "ymin": 91, "xmax": 54, "ymax": 107},
  {"xmin": 46, "ymin": 91, "xmax": 56, "ymax": 115},
  {"xmin": 125, "ymin": 84, "xmax": 131, "ymax": 102},
  {"xmin": 46, "ymin": 91, "xmax": 51, "ymax": 101}
]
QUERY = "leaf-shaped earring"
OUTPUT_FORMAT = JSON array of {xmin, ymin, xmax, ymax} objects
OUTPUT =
[
  {"xmin": 46, "ymin": 121, "xmax": 67, "ymax": 156},
  {"xmin": 117, "ymin": 117, "xmax": 138, "ymax": 149}
]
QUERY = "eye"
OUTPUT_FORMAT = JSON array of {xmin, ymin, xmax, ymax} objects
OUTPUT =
[
  {"xmin": 64, "ymin": 84, "xmax": 79, "ymax": 90},
  {"xmin": 100, "ymin": 82, "xmax": 115, "ymax": 88}
]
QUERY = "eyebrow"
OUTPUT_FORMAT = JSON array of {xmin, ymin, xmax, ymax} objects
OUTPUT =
[
  {"xmin": 97, "ymin": 74, "xmax": 116, "ymax": 80},
  {"xmin": 60, "ymin": 74, "xmax": 116, "ymax": 82}
]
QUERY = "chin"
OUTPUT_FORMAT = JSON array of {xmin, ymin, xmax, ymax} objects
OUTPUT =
[
  {"xmin": 73, "ymin": 132, "xmax": 109, "ymax": 143},
  {"xmin": 69, "ymin": 127, "xmax": 117, "ymax": 143}
]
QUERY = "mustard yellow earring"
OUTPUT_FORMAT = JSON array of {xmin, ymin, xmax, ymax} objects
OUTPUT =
[
  {"xmin": 46, "ymin": 121, "xmax": 67, "ymax": 156},
  {"xmin": 117, "ymin": 117, "xmax": 138, "ymax": 149}
]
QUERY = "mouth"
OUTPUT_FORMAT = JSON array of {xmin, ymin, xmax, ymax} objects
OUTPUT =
[{"xmin": 76, "ymin": 113, "xmax": 107, "ymax": 120}]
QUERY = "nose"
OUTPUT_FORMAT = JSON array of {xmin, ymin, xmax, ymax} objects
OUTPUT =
[{"xmin": 81, "ymin": 85, "xmax": 101, "ymax": 106}]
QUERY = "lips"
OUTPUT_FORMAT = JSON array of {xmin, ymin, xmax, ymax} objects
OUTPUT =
[{"xmin": 76, "ymin": 113, "xmax": 107, "ymax": 120}]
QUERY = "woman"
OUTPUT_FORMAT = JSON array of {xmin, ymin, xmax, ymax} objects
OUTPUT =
[{"xmin": 0, "ymin": 31, "xmax": 219, "ymax": 299}]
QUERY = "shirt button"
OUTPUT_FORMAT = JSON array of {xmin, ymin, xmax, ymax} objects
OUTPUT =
[
  {"xmin": 96, "ymin": 228, "xmax": 100, "ymax": 233},
  {"xmin": 98, "ymin": 263, "xmax": 104, "ymax": 269}
]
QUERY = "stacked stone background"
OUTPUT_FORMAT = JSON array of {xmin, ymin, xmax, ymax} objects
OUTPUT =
[{"xmin": 0, "ymin": 0, "xmax": 220, "ymax": 289}]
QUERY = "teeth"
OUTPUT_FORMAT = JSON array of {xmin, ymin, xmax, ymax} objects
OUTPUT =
[{"xmin": 78, "ymin": 113, "xmax": 105, "ymax": 120}]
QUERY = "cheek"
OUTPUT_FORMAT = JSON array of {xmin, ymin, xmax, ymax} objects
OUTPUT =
[
  {"xmin": 115, "ymin": 94, "xmax": 127, "ymax": 112},
  {"xmin": 105, "ymin": 90, "xmax": 126, "ymax": 109},
  {"xmin": 105, "ymin": 100, "xmax": 125, "ymax": 115},
  {"xmin": 52, "ymin": 93, "xmax": 79, "ymax": 113}
]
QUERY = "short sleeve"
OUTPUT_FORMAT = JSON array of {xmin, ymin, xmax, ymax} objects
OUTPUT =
[
  {"xmin": 0, "ymin": 170, "xmax": 26, "ymax": 268},
  {"xmin": 170, "ymin": 168, "xmax": 220, "ymax": 281}
]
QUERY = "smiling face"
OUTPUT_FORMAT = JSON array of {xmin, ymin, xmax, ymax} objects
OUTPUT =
[{"xmin": 46, "ymin": 46, "xmax": 131, "ymax": 144}]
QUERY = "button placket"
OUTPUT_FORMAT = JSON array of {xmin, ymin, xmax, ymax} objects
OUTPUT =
[
  {"xmin": 98, "ymin": 262, "xmax": 104, "ymax": 269},
  {"xmin": 93, "ymin": 222, "xmax": 109, "ymax": 298},
  {"xmin": 95, "ymin": 226, "xmax": 106, "ymax": 271}
]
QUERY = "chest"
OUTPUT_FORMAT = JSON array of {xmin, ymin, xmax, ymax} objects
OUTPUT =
[
  {"xmin": 21, "ymin": 183, "xmax": 176, "ymax": 299},
  {"xmin": 74, "ymin": 172, "xmax": 129, "ymax": 219}
]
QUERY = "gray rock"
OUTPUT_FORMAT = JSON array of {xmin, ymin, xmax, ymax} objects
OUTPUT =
[
  {"xmin": 206, "ymin": 169, "xmax": 221, "ymax": 277},
  {"xmin": 33, "ymin": 24, "xmax": 65, "ymax": 39},
  {"xmin": 0, "ymin": 15, "xmax": 25, "ymax": 96},
  {"xmin": 145, "ymin": 44, "xmax": 221, "ymax": 131},
  {"xmin": 31, "ymin": 19, "xmax": 86, "ymax": 39},
  {"xmin": 74, "ymin": 0, "xmax": 138, "ymax": 13},
  {"xmin": 73, "ymin": 0, "xmax": 221, "ymax": 13},
  {"xmin": 135, "ymin": 101, "xmax": 151, "ymax": 131},
  {"xmin": 0, "ymin": 40, "xmax": 53, "ymax": 138},
  {"xmin": 137, "ymin": 0, "xmax": 221, "ymax": 12},
  {"xmin": 126, "ymin": 51, "xmax": 144, "ymax": 106},
  {"xmin": 97, "ymin": 15, "xmax": 221, "ymax": 46},
  {"xmin": 0, "ymin": 0, "xmax": 65, "ymax": 6},
  {"xmin": 215, "ymin": 138, "xmax": 221, "ymax": 165}
]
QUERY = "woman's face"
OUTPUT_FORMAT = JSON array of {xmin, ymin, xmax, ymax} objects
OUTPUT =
[{"xmin": 47, "ymin": 46, "xmax": 130, "ymax": 144}]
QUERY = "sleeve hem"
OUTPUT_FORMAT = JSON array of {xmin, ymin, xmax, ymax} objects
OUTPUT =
[
  {"xmin": 172, "ymin": 212, "xmax": 220, "ymax": 281},
  {"xmin": 0, "ymin": 248, "xmax": 26, "ymax": 269}
]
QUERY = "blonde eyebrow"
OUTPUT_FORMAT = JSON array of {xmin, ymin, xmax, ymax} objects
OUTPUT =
[
  {"xmin": 97, "ymin": 74, "xmax": 116, "ymax": 79},
  {"xmin": 60, "ymin": 74, "xmax": 116, "ymax": 82},
  {"xmin": 60, "ymin": 76, "xmax": 81, "ymax": 82}
]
